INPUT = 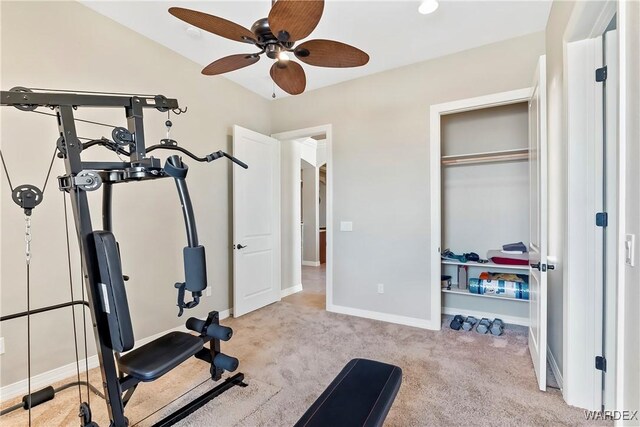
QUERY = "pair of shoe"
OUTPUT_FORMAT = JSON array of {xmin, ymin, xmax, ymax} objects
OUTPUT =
[{"xmin": 441, "ymin": 249, "xmax": 482, "ymax": 263}]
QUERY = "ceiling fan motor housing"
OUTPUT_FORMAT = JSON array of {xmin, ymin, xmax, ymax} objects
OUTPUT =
[
  {"xmin": 251, "ymin": 18, "xmax": 274, "ymax": 43},
  {"xmin": 251, "ymin": 18, "xmax": 293, "ymax": 58}
]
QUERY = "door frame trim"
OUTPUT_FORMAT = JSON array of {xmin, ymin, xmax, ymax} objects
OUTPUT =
[
  {"xmin": 272, "ymin": 125, "xmax": 333, "ymax": 310},
  {"xmin": 429, "ymin": 88, "xmax": 533, "ymax": 331},
  {"xmin": 563, "ymin": 0, "xmax": 618, "ymax": 411}
]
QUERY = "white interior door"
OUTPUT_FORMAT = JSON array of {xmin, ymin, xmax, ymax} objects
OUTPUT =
[
  {"xmin": 528, "ymin": 55, "xmax": 548, "ymax": 391},
  {"xmin": 233, "ymin": 125, "xmax": 281, "ymax": 317}
]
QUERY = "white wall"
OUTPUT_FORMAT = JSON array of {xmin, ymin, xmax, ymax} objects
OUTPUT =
[
  {"xmin": 0, "ymin": 1, "xmax": 271, "ymax": 387},
  {"xmin": 271, "ymin": 32, "xmax": 545, "ymax": 321},
  {"xmin": 301, "ymin": 162, "xmax": 319, "ymax": 263},
  {"xmin": 316, "ymin": 141, "xmax": 327, "ymax": 167},
  {"xmin": 280, "ymin": 139, "xmax": 302, "ymax": 290},
  {"xmin": 300, "ymin": 139, "xmax": 317, "ymax": 166}
]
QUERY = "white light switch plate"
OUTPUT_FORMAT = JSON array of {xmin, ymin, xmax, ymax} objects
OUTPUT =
[
  {"xmin": 0, "ymin": 337, "xmax": 4, "ymax": 355},
  {"xmin": 340, "ymin": 221, "xmax": 353, "ymax": 232},
  {"xmin": 625, "ymin": 234, "xmax": 636, "ymax": 267}
]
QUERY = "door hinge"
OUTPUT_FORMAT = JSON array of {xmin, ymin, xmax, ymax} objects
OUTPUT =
[
  {"xmin": 596, "ymin": 212, "xmax": 608, "ymax": 227},
  {"xmin": 595, "ymin": 356, "xmax": 607, "ymax": 372},
  {"xmin": 596, "ymin": 66, "xmax": 608, "ymax": 82}
]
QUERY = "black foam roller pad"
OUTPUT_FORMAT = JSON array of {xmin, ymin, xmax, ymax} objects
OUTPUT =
[
  {"xmin": 184, "ymin": 245, "xmax": 207, "ymax": 292},
  {"xmin": 22, "ymin": 386, "xmax": 54, "ymax": 409},
  {"xmin": 206, "ymin": 324, "xmax": 233, "ymax": 341},
  {"xmin": 214, "ymin": 353, "xmax": 239, "ymax": 372},
  {"xmin": 186, "ymin": 317, "xmax": 205, "ymax": 334}
]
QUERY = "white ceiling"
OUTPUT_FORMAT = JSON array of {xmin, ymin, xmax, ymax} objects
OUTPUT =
[{"xmin": 80, "ymin": 0, "xmax": 551, "ymax": 99}]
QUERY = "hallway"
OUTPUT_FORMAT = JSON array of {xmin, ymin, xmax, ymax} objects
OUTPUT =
[{"xmin": 283, "ymin": 265, "xmax": 326, "ymax": 310}]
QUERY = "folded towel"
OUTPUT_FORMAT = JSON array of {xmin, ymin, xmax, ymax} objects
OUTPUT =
[{"xmin": 502, "ymin": 242, "xmax": 527, "ymax": 252}]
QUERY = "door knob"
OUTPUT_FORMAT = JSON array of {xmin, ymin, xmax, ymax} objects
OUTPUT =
[
  {"xmin": 236, "ymin": 244, "xmax": 247, "ymax": 250},
  {"xmin": 530, "ymin": 262, "xmax": 555, "ymax": 271}
]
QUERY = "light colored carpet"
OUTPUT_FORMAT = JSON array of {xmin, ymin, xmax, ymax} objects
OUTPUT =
[{"xmin": 1, "ymin": 265, "xmax": 607, "ymax": 426}]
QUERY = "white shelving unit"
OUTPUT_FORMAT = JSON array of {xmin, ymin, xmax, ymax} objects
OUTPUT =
[
  {"xmin": 441, "ymin": 258, "xmax": 531, "ymax": 325},
  {"xmin": 441, "ymin": 259, "xmax": 529, "ymax": 271},
  {"xmin": 441, "ymin": 260, "xmax": 530, "ymax": 302},
  {"xmin": 442, "ymin": 287, "xmax": 529, "ymax": 302}
]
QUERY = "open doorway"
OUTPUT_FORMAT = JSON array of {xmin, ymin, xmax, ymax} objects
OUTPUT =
[
  {"xmin": 273, "ymin": 125, "xmax": 332, "ymax": 311},
  {"xmin": 300, "ymin": 144, "xmax": 327, "ymax": 307}
]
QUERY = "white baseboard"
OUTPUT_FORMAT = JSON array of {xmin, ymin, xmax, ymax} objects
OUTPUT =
[
  {"xmin": 0, "ymin": 308, "xmax": 233, "ymax": 402},
  {"xmin": 218, "ymin": 308, "xmax": 232, "ymax": 320},
  {"xmin": 0, "ymin": 354, "xmax": 101, "ymax": 403},
  {"xmin": 547, "ymin": 345, "xmax": 563, "ymax": 390},
  {"xmin": 302, "ymin": 260, "xmax": 321, "ymax": 267},
  {"xmin": 327, "ymin": 304, "xmax": 438, "ymax": 330},
  {"xmin": 281, "ymin": 283, "xmax": 303, "ymax": 298},
  {"xmin": 442, "ymin": 307, "xmax": 529, "ymax": 327}
]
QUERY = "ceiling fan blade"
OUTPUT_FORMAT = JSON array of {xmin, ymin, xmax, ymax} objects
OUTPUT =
[
  {"xmin": 169, "ymin": 7, "xmax": 256, "ymax": 44},
  {"xmin": 202, "ymin": 54, "xmax": 260, "ymax": 75},
  {"xmin": 270, "ymin": 60, "xmax": 306, "ymax": 95},
  {"xmin": 294, "ymin": 39, "xmax": 369, "ymax": 68},
  {"xmin": 268, "ymin": 0, "xmax": 324, "ymax": 42}
]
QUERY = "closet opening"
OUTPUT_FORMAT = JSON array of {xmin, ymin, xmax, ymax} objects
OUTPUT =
[{"xmin": 440, "ymin": 102, "xmax": 530, "ymax": 327}]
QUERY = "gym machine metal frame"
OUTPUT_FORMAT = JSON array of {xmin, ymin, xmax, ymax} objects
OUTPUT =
[{"xmin": 1, "ymin": 89, "xmax": 245, "ymax": 426}]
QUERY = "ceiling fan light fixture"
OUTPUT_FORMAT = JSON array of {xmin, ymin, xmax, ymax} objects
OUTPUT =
[
  {"xmin": 277, "ymin": 51, "xmax": 290, "ymax": 62},
  {"xmin": 418, "ymin": 0, "xmax": 439, "ymax": 15}
]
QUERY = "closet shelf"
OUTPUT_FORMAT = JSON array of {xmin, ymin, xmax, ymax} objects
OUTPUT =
[
  {"xmin": 441, "ymin": 259, "xmax": 530, "ymax": 271},
  {"xmin": 442, "ymin": 287, "xmax": 530, "ymax": 302},
  {"xmin": 441, "ymin": 148, "xmax": 529, "ymax": 166}
]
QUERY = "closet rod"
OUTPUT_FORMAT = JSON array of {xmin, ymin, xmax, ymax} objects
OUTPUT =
[{"xmin": 441, "ymin": 148, "xmax": 529, "ymax": 166}]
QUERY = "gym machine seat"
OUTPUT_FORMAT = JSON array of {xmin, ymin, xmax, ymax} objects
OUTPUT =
[
  {"xmin": 117, "ymin": 332, "xmax": 203, "ymax": 382},
  {"xmin": 294, "ymin": 358, "xmax": 402, "ymax": 427}
]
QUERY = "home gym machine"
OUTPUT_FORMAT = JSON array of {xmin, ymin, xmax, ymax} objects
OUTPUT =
[{"xmin": 0, "ymin": 87, "xmax": 248, "ymax": 426}]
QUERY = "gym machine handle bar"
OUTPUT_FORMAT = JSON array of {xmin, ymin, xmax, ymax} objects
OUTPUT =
[{"xmin": 80, "ymin": 139, "xmax": 248, "ymax": 169}]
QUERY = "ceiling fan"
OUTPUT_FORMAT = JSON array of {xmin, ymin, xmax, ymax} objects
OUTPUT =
[{"xmin": 168, "ymin": 0, "xmax": 370, "ymax": 96}]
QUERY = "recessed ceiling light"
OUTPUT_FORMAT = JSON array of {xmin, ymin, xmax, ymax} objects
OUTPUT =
[
  {"xmin": 419, "ymin": 0, "xmax": 439, "ymax": 15},
  {"xmin": 186, "ymin": 26, "xmax": 202, "ymax": 39}
]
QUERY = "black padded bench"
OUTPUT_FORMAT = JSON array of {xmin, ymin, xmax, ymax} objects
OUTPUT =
[
  {"xmin": 295, "ymin": 359, "xmax": 402, "ymax": 427},
  {"xmin": 118, "ymin": 331, "xmax": 203, "ymax": 382}
]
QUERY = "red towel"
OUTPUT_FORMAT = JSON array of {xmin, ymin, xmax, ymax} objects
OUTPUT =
[{"xmin": 490, "ymin": 256, "xmax": 529, "ymax": 266}]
